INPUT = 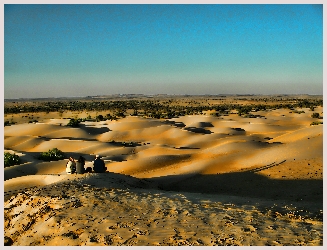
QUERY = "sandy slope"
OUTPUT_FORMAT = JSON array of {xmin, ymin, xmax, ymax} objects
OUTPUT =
[
  {"xmin": 3, "ymin": 107, "xmax": 323, "ymax": 246},
  {"xmin": 3, "ymin": 173, "xmax": 323, "ymax": 246}
]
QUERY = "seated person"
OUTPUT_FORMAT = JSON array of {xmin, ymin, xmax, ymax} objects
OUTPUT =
[
  {"xmin": 93, "ymin": 155, "xmax": 107, "ymax": 173},
  {"xmin": 66, "ymin": 157, "xmax": 76, "ymax": 174},
  {"xmin": 76, "ymin": 156, "xmax": 86, "ymax": 174}
]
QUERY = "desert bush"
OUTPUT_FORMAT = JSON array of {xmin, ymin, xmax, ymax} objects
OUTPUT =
[
  {"xmin": 38, "ymin": 148, "xmax": 65, "ymax": 161},
  {"xmin": 96, "ymin": 114, "xmax": 105, "ymax": 121},
  {"xmin": 310, "ymin": 121, "xmax": 323, "ymax": 126},
  {"xmin": 114, "ymin": 111, "xmax": 126, "ymax": 118},
  {"xmin": 28, "ymin": 120, "xmax": 38, "ymax": 123},
  {"xmin": 243, "ymin": 114, "xmax": 264, "ymax": 118},
  {"xmin": 4, "ymin": 152, "xmax": 20, "ymax": 167},
  {"xmin": 236, "ymin": 106, "xmax": 252, "ymax": 116},
  {"xmin": 67, "ymin": 118, "xmax": 81, "ymax": 127},
  {"xmin": 292, "ymin": 110, "xmax": 305, "ymax": 114},
  {"xmin": 311, "ymin": 113, "xmax": 321, "ymax": 119},
  {"xmin": 4, "ymin": 120, "xmax": 16, "ymax": 126}
]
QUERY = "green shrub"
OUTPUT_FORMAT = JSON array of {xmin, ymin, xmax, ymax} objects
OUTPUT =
[
  {"xmin": 292, "ymin": 110, "xmax": 305, "ymax": 114},
  {"xmin": 311, "ymin": 113, "xmax": 320, "ymax": 119},
  {"xmin": 38, "ymin": 148, "xmax": 65, "ymax": 161},
  {"xmin": 67, "ymin": 118, "xmax": 81, "ymax": 127},
  {"xmin": 237, "ymin": 106, "xmax": 252, "ymax": 116},
  {"xmin": 4, "ymin": 120, "xmax": 16, "ymax": 126},
  {"xmin": 96, "ymin": 114, "xmax": 105, "ymax": 122},
  {"xmin": 4, "ymin": 152, "xmax": 20, "ymax": 167},
  {"xmin": 310, "ymin": 121, "xmax": 323, "ymax": 126}
]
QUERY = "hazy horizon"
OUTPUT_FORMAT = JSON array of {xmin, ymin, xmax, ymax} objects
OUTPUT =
[
  {"xmin": 3, "ymin": 93, "xmax": 324, "ymax": 101},
  {"xmin": 4, "ymin": 4, "xmax": 323, "ymax": 99}
]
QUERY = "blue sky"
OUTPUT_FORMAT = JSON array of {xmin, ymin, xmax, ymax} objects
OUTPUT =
[{"xmin": 4, "ymin": 4, "xmax": 323, "ymax": 99}]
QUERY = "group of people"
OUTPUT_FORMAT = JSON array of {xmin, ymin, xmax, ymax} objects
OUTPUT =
[{"xmin": 66, "ymin": 155, "xmax": 107, "ymax": 174}]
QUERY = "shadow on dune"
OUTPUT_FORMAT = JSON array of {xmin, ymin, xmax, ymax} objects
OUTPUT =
[
  {"xmin": 7, "ymin": 152, "xmax": 322, "ymax": 207},
  {"xmin": 107, "ymin": 155, "xmax": 128, "ymax": 162},
  {"xmin": 108, "ymin": 141, "xmax": 142, "ymax": 147},
  {"xmin": 183, "ymin": 127, "xmax": 213, "ymax": 134},
  {"xmin": 229, "ymin": 127, "xmax": 246, "ymax": 135},
  {"xmin": 232, "ymin": 127, "xmax": 245, "ymax": 132},
  {"xmin": 194, "ymin": 122, "xmax": 214, "ymax": 128},
  {"xmin": 163, "ymin": 120, "xmax": 186, "ymax": 127},
  {"xmin": 39, "ymin": 136, "xmax": 99, "ymax": 141},
  {"xmin": 5, "ymin": 167, "xmax": 323, "ymax": 220},
  {"xmin": 78, "ymin": 124, "xmax": 110, "ymax": 135},
  {"xmin": 4, "ymin": 162, "xmax": 40, "ymax": 181},
  {"xmin": 77, "ymin": 172, "xmax": 157, "ymax": 190},
  {"xmin": 148, "ymin": 171, "xmax": 323, "ymax": 208},
  {"xmin": 52, "ymin": 171, "xmax": 323, "ymax": 219},
  {"xmin": 175, "ymin": 146, "xmax": 200, "ymax": 149}
]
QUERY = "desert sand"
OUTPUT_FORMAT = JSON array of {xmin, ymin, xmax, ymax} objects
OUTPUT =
[{"xmin": 3, "ymin": 98, "xmax": 323, "ymax": 246}]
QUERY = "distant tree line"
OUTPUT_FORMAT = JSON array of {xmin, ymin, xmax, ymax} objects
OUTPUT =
[{"xmin": 4, "ymin": 98, "xmax": 323, "ymax": 119}]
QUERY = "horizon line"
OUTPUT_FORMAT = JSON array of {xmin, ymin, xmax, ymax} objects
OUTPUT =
[{"xmin": 4, "ymin": 93, "xmax": 323, "ymax": 101}]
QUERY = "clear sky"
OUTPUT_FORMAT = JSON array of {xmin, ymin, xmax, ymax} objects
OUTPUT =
[{"xmin": 4, "ymin": 4, "xmax": 323, "ymax": 99}]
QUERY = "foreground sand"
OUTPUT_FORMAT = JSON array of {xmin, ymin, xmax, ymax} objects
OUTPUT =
[
  {"xmin": 4, "ymin": 106, "xmax": 323, "ymax": 246},
  {"xmin": 4, "ymin": 173, "xmax": 323, "ymax": 246}
]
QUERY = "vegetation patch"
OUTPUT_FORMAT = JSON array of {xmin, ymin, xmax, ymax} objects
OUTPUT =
[
  {"xmin": 67, "ymin": 118, "xmax": 82, "ymax": 127},
  {"xmin": 310, "ymin": 121, "xmax": 323, "ymax": 126},
  {"xmin": 311, "ymin": 113, "xmax": 322, "ymax": 119},
  {"xmin": 4, "ymin": 152, "xmax": 20, "ymax": 167},
  {"xmin": 4, "ymin": 120, "xmax": 16, "ymax": 126},
  {"xmin": 243, "ymin": 114, "xmax": 265, "ymax": 118},
  {"xmin": 291, "ymin": 110, "xmax": 305, "ymax": 114},
  {"xmin": 28, "ymin": 120, "xmax": 38, "ymax": 123},
  {"xmin": 38, "ymin": 148, "xmax": 65, "ymax": 161},
  {"xmin": 4, "ymin": 97, "xmax": 323, "ymax": 122}
]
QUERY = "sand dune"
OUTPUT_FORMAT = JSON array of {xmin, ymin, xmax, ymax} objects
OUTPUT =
[
  {"xmin": 3, "ymin": 106, "xmax": 323, "ymax": 246},
  {"xmin": 4, "ymin": 123, "xmax": 64, "ymax": 137},
  {"xmin": 4, "ymin": 174, "xmax": 70, "ymax": 193},
  {"xmin": 269, "ymin": 125, "xmax": 322, "ymax": 143},
  {"xmin": 106, "ymin": 116, "xmax": 163, "ymax": 131},
  {"xmin": 4, "ymin": 135, "xmax": 43, "ymax": 149},
  {"xmin": 4, "ymin": 109, "xmax": 322, "ymax": 179},
  {"xmin": 42, "ymin": 127, "xmax": 96, "ymax": 140}
]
